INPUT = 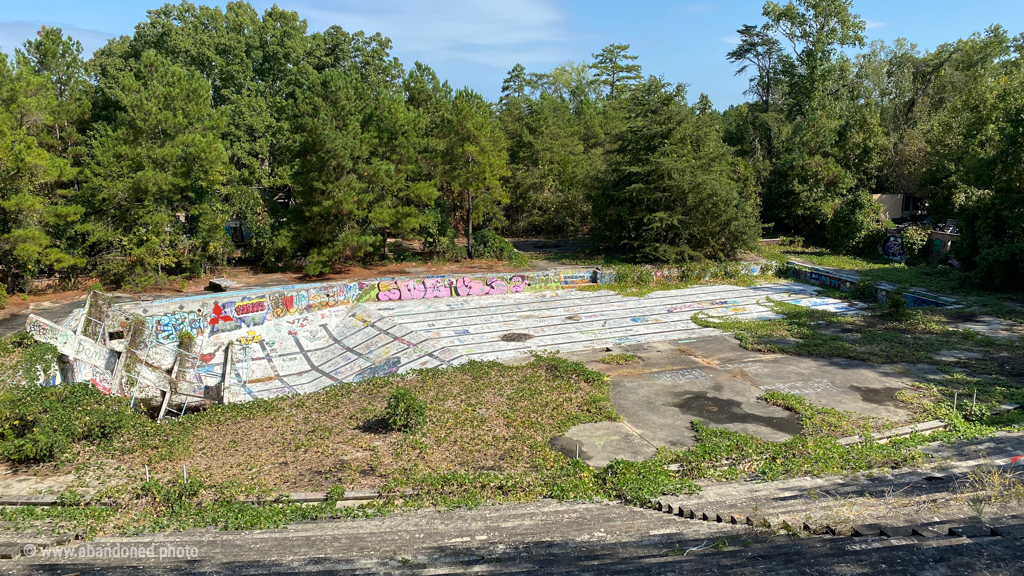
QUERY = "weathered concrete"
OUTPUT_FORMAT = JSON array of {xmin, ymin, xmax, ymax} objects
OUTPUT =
[
  {"xmin": 553, "ymin": 335, "xmax": 918, "ymax": 466},
  {"xmin": 949, "ymin": 315, "xmax": 1023, "ymax": 340},
  {"xmin": 550, "ymin": 422, "xmax": 657, "ymax": 467},
  {"xmin": 23, "ymin": 270, "xmax": 863, "ymax": 407}
]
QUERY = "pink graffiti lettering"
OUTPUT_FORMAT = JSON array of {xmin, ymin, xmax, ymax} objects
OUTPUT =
[
  {"xmin": 424, "ymin": 278, "xmax": 451, "ymax": 298},
  {"xmin": 485, "ymin": 277, "xmax": 508, "ymax": 295},
  {"xmin": 399, "ymin": 279, "xmax": 426, "ymax": 300},
  {"xmin": 377, "ymin": 281, "xmax": 402, "ymax": 301},
  {"xmin": 455, "ymin": 278, "xmax": 486, "ymax": 296}
]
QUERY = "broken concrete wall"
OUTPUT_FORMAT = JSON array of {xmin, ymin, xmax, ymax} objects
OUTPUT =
[{"xmin": 25, "ymin": 264, "xmax": 781, "ymax": 408}]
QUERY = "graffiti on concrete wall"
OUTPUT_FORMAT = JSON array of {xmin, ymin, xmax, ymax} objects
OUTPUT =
[
  {"xmin": 25, "ymin": 315, "xmax": 119, "ymax": 371},
  {"xmin": 269, "ymin": 284, "xmax": 364, "ymax": 319},
  {"xmin": 881, "ymin": 235, "xmax": 905, "ymax": 263},
  {"xmin": 208, "ymin": 296, "xmax": 271, "ymax": 335},
  {"xmin": 352, "ymin": 356, "xmax": 402, "ymax": 382},
  {"xmin": 148, "ymin": 310, "xmax": 205, "ymax": 345},
  {"xmin": 559, "ymin": 270, "xmax": 593, "ymax": 287},
  {"xmin": 72, "ymin": 360, "xmax": 113, "ymax": 395},
  {"xmin": 372, "ymin": 275, "xmax": 530, "ymax": 302},
  {"xmin": 788, "ymin": 265, "xmax": 855, "ymax": 292}
]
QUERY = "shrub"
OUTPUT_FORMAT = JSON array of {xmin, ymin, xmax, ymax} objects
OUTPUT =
[
  {"xmin": 611, "ymin": 264, "xmax": 654, "ymax": 286},
  {"xmin": 0, "ymin": 382, "xmax": 145, "ymax": 463},
  {"xmin": 471, "ymin": 230, "xmax": 529, "ymax": 266},
  {"xmin": 826, "ymin": 191, "xmax": 884, "ymax": 254},
  {"xmin": 900, "ymin": 226, "xmax": 930, "ymax": 263},
  {"xmin": 600, "ymin": 353, "xmax": 639, "ymax": 365},
  {"xmin": 885, "ymin": 290, "xmax": 911, "ymax": 320},
  {"xmin": 0, "ymin": 286, "xmax": 7, "ymax": 310},
  {"xmin": 383, "ymin": 387, "xmax": 427, "ymax": 433}
]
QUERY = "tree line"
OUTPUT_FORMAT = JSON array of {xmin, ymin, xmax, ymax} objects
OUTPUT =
[{"xmin": 1, "ymin": 0, "xmax": 1021, "ymax": 292}]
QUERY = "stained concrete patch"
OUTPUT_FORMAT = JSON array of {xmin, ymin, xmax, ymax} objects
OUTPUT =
[
  {"xmin": 608, "ymin": 357, "xmax": 802, "ymax": 450},
  {"xmin": 714, "ymin": 355, "xmax": 915, "ymax": 421},
  {"xmin": 550, "ymin": 422, "xmax": 656, "ymax": 467},
  {"xmin": 934, "ymin": 349, "xmax": 986, "ymax": 361},
  {"xmin": 565, "ymin": 333, "xmax": 927, "ymax": 466},
  {"xmin": 677, "ymin": 334, "xmax": 774, "ymax": 365},
  {"xmin": 949, "ymin": 315, "xmax": 1023, "ymax": 340}
]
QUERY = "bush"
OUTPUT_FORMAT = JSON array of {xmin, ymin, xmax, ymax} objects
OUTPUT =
[
  {"xmin": 0, "ymin": 382, "xmax": 145, "ymax": 463},
  {"xmin": 471, "ymin": 230, "xmax": 529, "ymax": 266},
  {"xmin": 0, "ymin": 286, "xmax": 7, "ymax": 310},
  {"xmin": 827, "ymin": 191, "xmax": 884, "ymax": 254},
  {"xmin": 900, "ymin": 226, "xmax": 930, "ymax": 263},
  {"xmin": 383, "ymin": 387, "xmax": 427, "ymax": 433},
  {"xmin": 885, "ymin": 290, "xmax": 911, "ymax": 320}
]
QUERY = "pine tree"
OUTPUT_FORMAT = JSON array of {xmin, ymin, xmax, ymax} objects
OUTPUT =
[{"xmin": 592, "ymin": 79, "xmax": 759, "ymax": 262}]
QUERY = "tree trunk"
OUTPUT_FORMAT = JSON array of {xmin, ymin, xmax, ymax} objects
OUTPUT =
[
  {"xmin": 382, "ymin": 229, "xmax": 388, "ymax": 260},
  {"xmin": 466, "ymin": 155, "xmax": 474, "ymax": 259},
  {"xmin": 467, "ymin": 189, "xmax": 474, "ymax": 259}
]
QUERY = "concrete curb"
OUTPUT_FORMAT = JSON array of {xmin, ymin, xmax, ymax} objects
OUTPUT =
[
  {"xmin": 836, "ymin": 419, "xmax": 946, "ymax": 446},
  {"xmin": 0, "ymin": 489, "xmax": 409, "ymax": 509}
]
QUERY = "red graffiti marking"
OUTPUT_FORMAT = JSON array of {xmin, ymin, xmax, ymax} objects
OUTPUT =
[
  {"xmin": 1011, "ymin": 455, "xmax": 1024, "ymax": 464},
  {"xmin": 90, "ymin": 378, "xmax": 112, "ymax": 395},
  {"xmin": 208, "ymin": 302, "xmax": 234, "ymax": 326},
  {"xmin": 199, "ymin": 352, "xmax": 216, "ymax": 364},
  {"xmin": 234, "ymin": 300, "xmax": 266, "ymax": 316}
]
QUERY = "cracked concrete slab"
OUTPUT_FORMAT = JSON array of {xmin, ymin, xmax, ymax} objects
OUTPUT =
[
  {"xmin": 561, "ymin": 334, "xmax": 921, "ymax": 466},
  {"xmin": 550, "ymin": 422, "xmax": 656, "ymax": 467}
]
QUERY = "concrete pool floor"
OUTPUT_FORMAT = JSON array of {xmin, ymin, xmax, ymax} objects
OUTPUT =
[{"xmin": 552, "ymin": 335, "xmax": 928, "ymax": 467}]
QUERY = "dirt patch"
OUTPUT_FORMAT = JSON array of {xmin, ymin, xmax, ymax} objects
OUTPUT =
[{"xmin": 500, "ymin": 333, "xmax": 536, "ymax": 342}]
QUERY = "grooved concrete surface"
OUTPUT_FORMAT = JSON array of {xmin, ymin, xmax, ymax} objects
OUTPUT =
[
  {"xmin": 209, "ymin": 282, "xmax": 860, "ymax": 402},
  {"xmin": 5, "ymin": 492, "xmax": 1022, "ymax": 575}
]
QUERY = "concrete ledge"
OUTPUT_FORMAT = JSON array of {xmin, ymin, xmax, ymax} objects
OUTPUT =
[
  {"xmin": 0, "ymin": 495, "xmax": 58, "ymax": 506},
  {"xmin": 786, "ymin": 262, "xmax": 960, "ymax": 309},
  {"xmin": 837, "ymin": 420, "xmax": 946, "ymax": 446}
]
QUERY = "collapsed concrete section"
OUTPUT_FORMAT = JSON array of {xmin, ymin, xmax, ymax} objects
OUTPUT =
[{"xmin": 23, "ymin": 265, "xmax": 863, "ymax": 414}]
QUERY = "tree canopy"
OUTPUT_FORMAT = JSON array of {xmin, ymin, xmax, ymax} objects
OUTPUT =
[{"xmin": 1, "ymin": 0, "xmax": 1023, "ymax": 291}]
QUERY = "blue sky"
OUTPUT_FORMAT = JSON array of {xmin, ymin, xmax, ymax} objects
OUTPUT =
[{"xmin": 3, "ymin": 0, "xmax": 1023, "ymax": 107}]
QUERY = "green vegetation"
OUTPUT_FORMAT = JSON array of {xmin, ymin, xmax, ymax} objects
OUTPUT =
[
  {"xmin": 0, "ymin": 333, "xmax": 61, "ymax": 388},
  {"xmin": 578, "ymin": 262, "xmax": 770, "ymax": 297},
  {"xmin": 383, "ymin": 387, "xmax": 428, "ymax": 433},
  {"xmin": 4, "ymin": 0, "xmax": 1023, "ymax": 292},
  {"xmin": 470, "ymin": 230, "xmax": 531, "ymax": 267},
  {"xmin": 0, "ymin": 382, "xmax": 144, "ymax": 463},
  {"xmin": 599, "ymin": 353, "xmax": 639, "ymax": 365},
  {"xmin": 691, "ymin": 297, "xmax": 1024, "ymax": 374},
  {"xmin": 757, "ymin": 242, "xmax": 1024, "ymax": 323},
  {"xmin": 589, "ymin": 78, "xmax": 760, "ymax": 262}
]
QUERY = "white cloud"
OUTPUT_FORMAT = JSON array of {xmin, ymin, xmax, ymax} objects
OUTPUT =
[
  {"xmin": 864, "ymin": 19, "xmax": 886, "ymax": 30},
  {"xmin": 0, "ymin": 20, "xmax": 114, "ymax": 58},
  {"xmin": 293, "ymin": 0, "xmax": 570, "ymax": 68}
]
